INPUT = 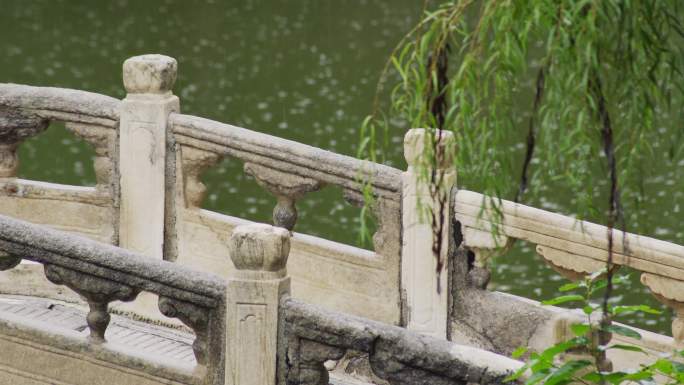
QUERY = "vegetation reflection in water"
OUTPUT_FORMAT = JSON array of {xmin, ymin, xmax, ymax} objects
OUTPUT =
[{"xmin": 2, "ymin": 0, "xmax": 679, "ymax": 334}]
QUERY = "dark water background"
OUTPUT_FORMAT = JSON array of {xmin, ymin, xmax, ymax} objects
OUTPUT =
[{"xmin": 2, "ymin": 0, "xmax": 681, "ymax": 335}]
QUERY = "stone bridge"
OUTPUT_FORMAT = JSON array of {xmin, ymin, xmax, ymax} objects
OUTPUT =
[{"xmin": 0, "ymin": 54, "xmax": 681, "ymax": 384}]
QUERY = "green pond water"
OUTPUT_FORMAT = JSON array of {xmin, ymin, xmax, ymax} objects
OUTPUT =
[{"xmin": 2, "ymin": 0, "xmax": 681, "ymax": 335}]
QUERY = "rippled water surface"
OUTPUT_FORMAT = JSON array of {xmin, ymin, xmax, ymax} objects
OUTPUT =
[{"xmin": 2, "ymin": 0, "xmax": 680, "ymax": 334}]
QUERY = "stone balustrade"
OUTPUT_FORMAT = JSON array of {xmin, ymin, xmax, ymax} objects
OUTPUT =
[
  {"xmin": 281, "ymin": 298, "xmax": 523, "ymax": 385},
  {"xmin": 0, "ymin": 212, "xmax": 521, "ymax": 385},
  {"xmin": 1, "ymin": 53, "xmax": 684, "ymax": 381},
  {"xmin": 0, "ymin": 213, "xmax": 225, "ymax": 384}
]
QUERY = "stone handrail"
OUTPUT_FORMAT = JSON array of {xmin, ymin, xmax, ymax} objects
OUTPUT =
[
  {"xmin": 281, "ymin": 298, "xmax": 523, "ymax": 385},
  {"xmin": 171, "ymin": 113, "xmax": 401, "ymax": 203},
  {"xmin": 0, "ymin": 83, "xmax": 120, "ymax": 127},
  {"xmin": 455, "ymin": 188, "xmax": 684, "ymax": 345},
  {"xmin": 0, "ymin": 213, "xmax": 225, "ymax": 383}
]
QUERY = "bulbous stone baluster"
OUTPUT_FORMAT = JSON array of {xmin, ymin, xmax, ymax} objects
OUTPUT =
[
  {"xmin": 244, "ymin": 163, "xmax": 323, "ymax": 231},
  {"xmin": 158, "ymin": 296, "xmax": 210, "ymax": 367},
  {"xmin": 43, "ymin": 264, "xmax": 139, "ymax": 343},
  {"xmin": 0, "ymin": 107, "xmax": 48, "ymax": 178}
]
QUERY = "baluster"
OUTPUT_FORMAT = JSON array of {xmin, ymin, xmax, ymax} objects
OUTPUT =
[
  {"xmin": 461, "ymin": 227, "xmax": 508, "ymax": 289},
  {"xmin": 293, "ymin": 339, "xmax": 347, "ymax": 385},
  {"xmin": 641, "ymin": 273, "xmax": 684, "ymax": 344},
  {"xmin": 158, "ymin": 296, "xmax": 211, "ymax": 372},
  {"xmin": 181, "ymin": 145, "xmax": 222, "ymax": 208},
  {"xmin": 244, "ymin": 163, "xmax": 323, "ymax": 231},
  {"xmin": 0, "ymin": 107, "xmax": 48, "ymax": 178},
  {"xmin": 43, "ymin": 264, "xmax": 139, "ymax": 342},
  {"xmin": 64, "ymin": 122, "xmax": 117, "ymax": 193}
]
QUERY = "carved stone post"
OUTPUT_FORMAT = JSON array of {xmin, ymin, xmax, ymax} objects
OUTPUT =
[
  {"xmin": 401, "ymin": 128, "xmax": 455, "ymax": 339},
  {"xmin": 225, "ymin": 223, "xmax": 291, "ymax": 385},
  {"xmin": 118, "ymin": 54, "xmax": 179, "ymax": 318}
]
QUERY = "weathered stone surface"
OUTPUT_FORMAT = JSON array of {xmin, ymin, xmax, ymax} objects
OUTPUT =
[
  {"xmin": 158, "ymin": 296, "xmax": 211, "ymax": 368},
  {"xmin": 282, "ymin": 299, "xmax": 523, "ymax": 385},
  {"xmin": 641, "ymin": 273, "xmax": 684, "ymax": 343},
  {"xmin": 0, "ymin": 296, "xmax": 196, "ymax": 385},
  {"xmin": 0, "ymin": 214, "xmax": 225, "ymax": 308},
  {"xmin": 123, "ymin": 54, "xmax": 177, "ymax": 95},
  {"xmin": 44, "ymin": 264, "xmax": 139, "ymax": 342},
  {"xmin": 228, "ymin": 223, "xmax": 290, "ymax": 277},
  {"xmin": 180, "ymin": 145, "xmax": 222, "ymax": 208},
  {"xmin": 0, "ymin": 83, "xmax": 120, "ymax": 126},
  {"xmin": 0, "ymin": 251, "xmax": 21, "ymax": 270},
  {"xmin": 225, "ymin": 223, "xmax": 291, "ymax": 385},
  {"xmin": 119, "ymin": 54, "xmax": 181, "ymax": 322},
  {"xmin": 401, "ymin": 128, "xmax": 455, "ymax": 338},
  {"xmin": 170, "ymin": 113, "xmax": 401, "ymax": 203},
  {"xmin": 0, "ymin": 106, "xmax": 49, "ymax": 177},
  {"xmin": 244, "ymin": 162, "xmax": 324, "ymax": 231}
]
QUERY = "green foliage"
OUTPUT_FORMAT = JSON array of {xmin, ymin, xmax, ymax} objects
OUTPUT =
[
  {"xmin": 508, "ymin": 272, "xmax": 684, "ymax": 385},
  {"xmin": 359, "ymin": 0, "xmax": 684, "ymax": 228}
]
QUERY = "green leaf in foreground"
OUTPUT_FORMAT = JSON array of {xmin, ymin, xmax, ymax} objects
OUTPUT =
[
  {"xmin": 570, "ymin": 323, "xmax": 590, "ymax": 337},
  {"xmin": 542, "ymin": 295, "xmax": 585, "ymax": 306},
  {"xmin": 605, "ymin": 324, "xmax": 642, "ymax": 340}
]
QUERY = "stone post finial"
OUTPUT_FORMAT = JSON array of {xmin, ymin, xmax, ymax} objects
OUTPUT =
[
  {"xmin": 403, "ymin": 128, "xmax": 455, "ymax": 169},
  {"xmin": 225, "ymin": 223, "xmax": 291, "ymax": 385},
  {"xmin": 228, "ymin": 223, "xmax": 291, "ymax": 279},
  {"xmin": 123, "ymin": 54, "xmax": 177, "ymax": 95}
]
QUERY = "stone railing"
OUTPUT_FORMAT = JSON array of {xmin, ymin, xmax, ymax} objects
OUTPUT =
[
  {"xmin": 0, "ymin": 213, "xmax": 224, "ymax": 384},
  {"xmin": 450, "ymin": 189, "xmax": 684, "ymax": 370},
  {"xmin": 0, "ymin": 213, "xmax": 522, "ymax": 385},
  {"xmin": 281, "ymin": 298, "xmax": 522, "ymax": 385},
  {"xmin": 0, "ymin": 54, "xmax": 402, "ymax": 324},
  {"xmin": 1, "ymin": 53, "xmax": 684, "ymax": 375}
]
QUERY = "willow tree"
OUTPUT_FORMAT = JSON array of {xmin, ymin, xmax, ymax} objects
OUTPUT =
[{"xmin": 359, "ymin": 0, "xmax": 684, "ymax": 382}]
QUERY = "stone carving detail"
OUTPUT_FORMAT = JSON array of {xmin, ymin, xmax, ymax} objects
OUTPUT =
[
  {"xmin": 290, "ymin": 339, "xmax": 347, "ymax": 385},
  {"xmin": 64, "ymin": 122, "xmax": 116, "ymax": 191},
  {"xmin": 0, "ymin": 251, "xmax": 21, "ymax": 271},
  {"xmin": 181, "ymin": 145, "xmax": 222, "ymax": 208},
  {"xmin": 244, "ymin": 163, "xmax": 324, "ymax": 230},
  {"xmin": 640, "ymin": 273, "xmax": 684, "ymax": 344},
  {"xmin": 462, "ymin": 227, "xmax": 508, "ymax": 290},
  {"xmin": 282, "ymin": 299, "xmax": 521, "ymax": 385},
  {"xmin": 43, "ymin": 264, "xmax": 139, "ymax": 342},
  {"xmin": 158, "ymin": 296, "xmax": 210, "ymax": 366},
  {"xmin": 536, "ymin": 245, "xmax": 605, "ymax": 281},
  {"xmin": 0, "ymin": 107, "xmax": 49, "ymax": 177}
]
